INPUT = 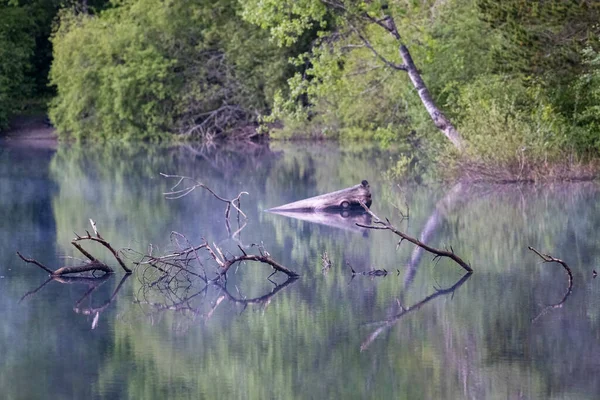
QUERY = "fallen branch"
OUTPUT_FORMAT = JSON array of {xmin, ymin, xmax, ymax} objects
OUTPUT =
[
  {"xmin": 212, "ymin": 244, "xmax": 299, "ymax": 280},
  {"xmin": 17, "ymin": 220, "xmax": 131, "ymax": 276},
  {"xmin": 356, "ymin": 202, "xmax": 472, "ymax": 273},
  {"xmin": 134, "ymin": 233, "xmax": 299, "ymax": 286},
  {"xmin": 528, "ymin": 246, "xmax": 574, "ymax": 322}
]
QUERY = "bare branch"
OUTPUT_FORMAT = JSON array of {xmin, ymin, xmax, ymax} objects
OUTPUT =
[
  {"xmin": 356, "ymin": 202, "xmax": 472, "ymax": 273},
  {"xmin": 528, "ymin": 247, "xmax": 574, "ymax": 322},
  {"xmin": 18, "ymin": 221, "xmax": 131, "ymax": 276},
  {"xmin": 16, "ymin": 252, "xmax": 54, "ymax": 274}
]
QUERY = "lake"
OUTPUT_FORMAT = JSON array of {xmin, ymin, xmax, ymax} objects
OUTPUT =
[{"xmin": 1, "ymin": 140, "xmax": 599, "ymax": 399}]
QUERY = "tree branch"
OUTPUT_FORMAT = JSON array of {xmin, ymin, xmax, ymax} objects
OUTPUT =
[
  {"xmin": 349, "ymin": 24, "xmax": 407, "ymax": 71},
  {"xmin": 528, "ymin": 246, "xmax": 574, "ymax": 322},
  {"xmin": 356, "ymin": 202, "xmax": 472, "ymax": 273},
  {"xmin": 17, "ymin": 220, "xmax": 131, "ymax": 276}
]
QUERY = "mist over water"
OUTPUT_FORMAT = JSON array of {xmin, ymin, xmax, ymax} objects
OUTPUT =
[{"xmin": 1, "ymin": 141, "xmax": 599, "ymax": 399}]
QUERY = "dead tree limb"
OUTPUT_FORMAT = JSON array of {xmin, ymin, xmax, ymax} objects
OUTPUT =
[
  {"xmin": 356, "ymin": 202, "xmax": 472, "ymax": 273},
  {"xmin": 17, "ymin": 220, "xmax": 131, "ymax": 276},
  {"xmin": 528, "ymin": 246, "xmax": 574, "ymax": 322},
  {"xmin": 134, "ymin": 234, "xmax": 299, "ymax": 286},
  {"xmin": 217, "ymin": 253, "xmax": 299, "ymax": 279}
]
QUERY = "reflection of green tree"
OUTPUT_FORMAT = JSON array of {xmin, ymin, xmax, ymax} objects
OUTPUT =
[
  {"xmin": 6, "ymin": 143, "xmax": 600, "ymax": 398},
  {"xmin": 99, "ymin": 174, "xmax": 600, "ymax": 398}
]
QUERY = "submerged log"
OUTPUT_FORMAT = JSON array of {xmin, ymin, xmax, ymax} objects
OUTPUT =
[{"xmin": 268, "ymin": 180, "xmax": 372, "ymax": 212}]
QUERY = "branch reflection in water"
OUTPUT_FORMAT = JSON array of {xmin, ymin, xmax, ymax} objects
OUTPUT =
[
  {"xmin": 360, "ymin": 273, "xmax": 471, "ymax": 351},
  {"xmin": 20, "ymin": 274, "xmax": 131, "ymax": 330},
  {"xmin": 130, "ymin": 231, "xmax": 299, "ymax": 331},
  {"xmin": 528, "ymin": 246, "xmax": 574, "ymax": 323},
  {"xmin": 133, "ymin": 274, "xmax": 298, "ymax": 330}
]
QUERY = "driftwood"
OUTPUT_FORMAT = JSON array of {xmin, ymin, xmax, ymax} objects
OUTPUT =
[
  {"xmin": 268, "ymin": 180, "xmax": 372, "ymax": 212},
  {"xmin": 17, "ymin": 220, "xmax": 131, "ymax": 276},
  {"xmin": 133, "ymin": 232, "xmax": 298, "ymax": 329},
  {"xmin": 321, "ymin": 252, "xmax": 332, "ymax": 273},
  {"xmin": 528, "ymin": 247, "xmax": 574, "ymax": 322},
  {"xmin": 357, "ymin": 202, "xmax": 473, "ymax": 273}
]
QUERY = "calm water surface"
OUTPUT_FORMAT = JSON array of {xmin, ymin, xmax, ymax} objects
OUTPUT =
[{"xmin": 1, "ymin": 141, "xmax": 599, "ymax": 399}]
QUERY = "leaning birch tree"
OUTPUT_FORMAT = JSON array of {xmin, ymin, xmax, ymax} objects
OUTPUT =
[{"xmin": 241, "ymin": 0, "xmax": 465, "ymax": 150}]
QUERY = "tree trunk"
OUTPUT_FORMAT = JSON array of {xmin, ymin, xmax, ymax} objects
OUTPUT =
[{"xmin": 398, "ymin": 45, "xmax": 464, "ymax": 150}]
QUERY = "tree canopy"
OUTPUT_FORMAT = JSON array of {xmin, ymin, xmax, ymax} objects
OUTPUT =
[{"xmin": 1, "ymin": 0, "xmax": 600, "ymax": 172}]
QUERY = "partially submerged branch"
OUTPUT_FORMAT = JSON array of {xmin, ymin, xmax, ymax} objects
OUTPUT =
[
  {"xmin": 528, "ymin": 246, "xmax": 574, "ymax": 322},
  {"xmin": 348, "ymin": 261, "xmax": 395, "ymax": 278},
  {"xmin": 357, "ymin": 202, "xmax": 472, "ymax": 273},
  {"xmin": 135, "ymin": 232, "xmax": 298, "ymax": 285},
  {"xmin": 17, "ymin": 220, "xmax": 130, "ymax": 276}
]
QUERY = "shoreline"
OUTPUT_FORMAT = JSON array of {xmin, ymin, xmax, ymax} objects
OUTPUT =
[{"xmin": 0, "ymin": 115, "xmax": 58, "ymax": 149}]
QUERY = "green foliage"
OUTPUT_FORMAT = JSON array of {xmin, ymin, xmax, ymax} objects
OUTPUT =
[
  {"xmin": 244, "ymin": 0, "xmax": 600, "ymax": 172},
  {"xmin": 573, "ymin": 46, "xmax": 600, "ymax": 154},
  {"xmin": 245, "ymin": 0, "xmax": 502, "ymax": 145},
  {"xmin": 453, "ymin": 76, "xmax": 569, "ymax": 164},
  {"xmin": 0, "ymin": 3, "xmax": 36, "ymax": 129},
  {"xmin": 475, "ymin": 0, "xmax": 600, "ymax": 157},
  {"xmin": 49, "ymin": 0, "xmax": 291, "ymax": 140}
]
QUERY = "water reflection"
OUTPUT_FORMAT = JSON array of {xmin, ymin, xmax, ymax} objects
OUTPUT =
[
  {"xmin": 21, "ymin": 274, "xmax": 130, "ymax": 329},
  {"xmin": 360, "ymin": 273, "xmax": 471, "ymax": 351},
  {"xmin": 1, "ymin": 141, "xmax": 600, "ymax": 399},
  {"xmin": 268, "ymin": 209, "xmax": 372, "ymax": 234}
]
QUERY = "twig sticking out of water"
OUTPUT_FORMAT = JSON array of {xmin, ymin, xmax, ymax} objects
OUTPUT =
[
  {"xmin": 347, "ymin": 261, "xmax": 396, "ymax": 277},
  {"xmin": 356, "ymin": 202, "xmax": 473, "ymax": 273},
  {"xmin": 528, "ymin": 246, "xmax": 574, "ymax": 322}
]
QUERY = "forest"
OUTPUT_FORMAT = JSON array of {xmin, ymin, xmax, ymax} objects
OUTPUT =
[{"xmin": 2, "ymin": 0, "xmax": 600, "ymax": 178}]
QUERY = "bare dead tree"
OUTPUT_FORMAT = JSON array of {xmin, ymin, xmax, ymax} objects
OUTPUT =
[
  {"xmin": 528, "ymin": 246, "xmax": 574, "ymax": 322},
  {"xmin": 17, "ymin": 219, "xmax": 131, "ymax": 276},
  {"xmin": 356, "ymin": 202, "xmax": 473, "ymax": 273},
  {"xmin": 308, "ymin": 1, "xmax": 464, "ymax": 149}
]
